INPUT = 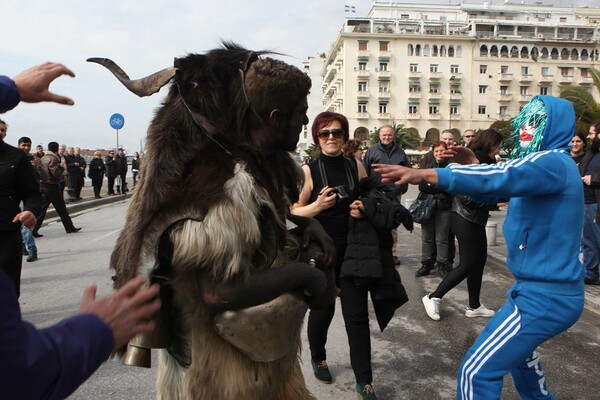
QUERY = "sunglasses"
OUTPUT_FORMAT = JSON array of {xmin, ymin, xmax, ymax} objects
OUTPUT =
[{"xmin": 317, "ymin": 129, "xmax": 344, "ymax": 139}]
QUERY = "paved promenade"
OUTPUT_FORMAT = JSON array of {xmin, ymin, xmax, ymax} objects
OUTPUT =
[{"xmin": 42, "ymin": 179, "xmax": 600, "ymax": 315}]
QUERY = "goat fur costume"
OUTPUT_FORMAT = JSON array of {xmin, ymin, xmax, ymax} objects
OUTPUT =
[{"xmin": 95, "ymin": 43, "xmax": 318, "ymax": 400}]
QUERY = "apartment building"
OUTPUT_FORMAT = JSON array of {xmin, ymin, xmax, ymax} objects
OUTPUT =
[{"xmin": 321, "ymin": 1, "xmax": 600, "ymax": 145}]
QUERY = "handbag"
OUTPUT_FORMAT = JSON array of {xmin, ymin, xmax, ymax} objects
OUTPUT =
[{"xmin": 409, "ymin": 192, "xmax": 436, "ymax": 224}]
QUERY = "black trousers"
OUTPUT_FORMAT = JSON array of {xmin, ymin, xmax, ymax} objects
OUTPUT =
[
  {"xmin": 340, "ymin": 277, "xmax": 373, "ymax": 384},
  {"xmin": 0, "ymin": 230, "xmax": 23, "ymax": 297},
  {"xmin": 432, "ymin": 212, "xmax": 488, "ymax": 308},
  {"xmin": 307, "ymin": 239, "xmax": 344, "ymax": 362},
  {"xmin": 107, "ymin": 176, "xmax": 115, "ymax": 194},
  {"xmin": 34, "ymin": 184, "xmax": 76, "ymax": 233},
  {"xmin": 91, "ymin": 178, "xmax": 103, "ymax": 198}
]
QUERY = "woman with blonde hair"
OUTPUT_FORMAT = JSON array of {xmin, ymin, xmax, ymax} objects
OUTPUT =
[{"xmin": 87, "ymin": 151, "xmax": 106, "ymax": 199}]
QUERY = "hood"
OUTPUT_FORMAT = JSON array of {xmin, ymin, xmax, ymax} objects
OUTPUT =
[
  {"xmin": 508, "ymin": 95, "xmax": 575, "ymax": 159},
  {"xmin": 537, "ymin": 95, "xmax": 575, "ymax": 151}
]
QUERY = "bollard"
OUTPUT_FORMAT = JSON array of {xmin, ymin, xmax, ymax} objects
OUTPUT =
[
  {"xmin": 486, "ymin": 222, "xmax": 498, "ymax": 246},
  {"xmin": 405, "ymin": 198, "xmax": 415, "ymax": 209}
]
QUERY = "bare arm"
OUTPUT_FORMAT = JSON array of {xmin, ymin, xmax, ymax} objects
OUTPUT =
[
  {"xmin": 291, "ymin": 165, "xmax": 336, "ymax": 218},
  {"xmin": 373, "ymin": 164, "xmax": 439, "ymax": 187}
]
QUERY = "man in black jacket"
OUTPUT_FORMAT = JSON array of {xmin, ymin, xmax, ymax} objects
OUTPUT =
[
  {"xmin": 115, "ymin": 147, "xmax": 128, "ymax": 194},
  {"xmin": 0, "ymin": 118, "xmax": 42, "ymax": 296}
]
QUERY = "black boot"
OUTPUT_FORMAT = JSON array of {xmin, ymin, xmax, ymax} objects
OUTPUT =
[
  {"xmin": 437, "ymin": 261, "xmax": 453, "ymax": 278},
  {"xmin": 415, "ymin": 260, "xmax": 435, "ymax": 277}
]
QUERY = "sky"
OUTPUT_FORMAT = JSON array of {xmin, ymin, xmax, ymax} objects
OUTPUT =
[{"xmin": 1, "ymin": 0, "xmax": 598, "ymax": 152}]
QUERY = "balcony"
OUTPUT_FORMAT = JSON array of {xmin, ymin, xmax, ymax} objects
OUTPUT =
[
  {"xmin": 581, "ymin": 77, "xmax": 594, "ymax": 86},
  {"xmin": 377, "ymin": 91, "xmax": 391, "ymax": 100},
  {"xmin": 539, "ymin": 75, "xmax": 554, "ymax": 84},
  {"xmin": 356, "ymin": 91, "xmax": 370, "ymax": 99},
  {"xmin": 378, "ymin": 70, "xmax": 391, "ymax": 80},
  {"xmin": 406, "ymin": 113, "xmax": 421, "ymax": 120},
  {"xmin": 428, "ymin": 92, "xmax": 442, "ymax": 100},
  {"xmin": 450, "ymin": 93, "xmax": 462, "ymax": 101},
  {"xmin": 559, "ymin": 75, "xmax": 574, "ymax": 85},
  {"xmin": 357, "ymin": 69, "xmax": 370, "ymax": 78},
  {"xmin": 449, "ymin": 73, "xmax": 463, "ymax": 81},
  {"xmin": 377, "ymin": 113, "xmax": 392, "ymax": 120},
  {"xmin": 408, "ymin": 92, "xmax": 421, "ymax": 100},
  {"xmin": 498, "ymin": 93, "xmax": 513, "ymax": 102},
  {"xmin": 519, "ymin": 94, "xmax": 533, "ymax": 103},
  {"xmin": 357, "ymin": 112, "xmax": 369, "ymax": 120},
  {"xmin": 357, "ymin": 51, "xmax": 371, "ymax": 60},
  {"xmin": 498, "ymin": 73, "xmax": 513, "ymax": 82},
  {"xmin": 408, "ymin": 71, "xmax": 421, "ymax": 80},
  {"xmin": 519, "ymin": 74, "xmax": 533, "ymax": 83},
  {"xmin": 323, "ymin": 67, "xmax": 337, "ymax": 84},
  {"xmin": 428, "ymin": 114, "xmax": 442, "ymax": 120},
  {"xmin": 378, "ymin": 51, "xmax": 391, "ymax": 61},
  {"xmin": 429, "ymin": 72, "xmax": 443, "ymax": 80}
]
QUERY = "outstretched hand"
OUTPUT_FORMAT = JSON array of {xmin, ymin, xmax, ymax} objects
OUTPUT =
[
  {"xmin": 79, "ymin": 276, "xmax": 161, "ymax": 351},
  {"xmin": 12, "ymin": 62, "xmax": 75, "ymax": 106},
  {"xmin": 373, "ymin": 163, "xmax": 438, "ymax": 187},
  {"xmin": 442, "ymin": 146, "xmax": 478, "ymax": 165}
]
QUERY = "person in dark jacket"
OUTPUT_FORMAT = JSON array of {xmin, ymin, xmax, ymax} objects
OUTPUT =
[
  {"xmin": 115, "ymin": 147, "xmax": 128, "ymax": 194},
  {"xmin": 0, "ymin": 119, "xmax": 42, "ymax": 296},
  {"xmin": 415, "ymin": 141, "xmax": 453, "ymax": 278},
  {"xmin": 0, "ymin": 60, "xmax": 162, "ymax": 400},
  {"xmin": 88, "ymin": 151, "xmax": 106, "ymax": 198},
  {"xmin": 422, "ymin": 129, "xmax": 503, "ymax": 321},
  {"xmin": 131, "ymin": 151, "xmax": 141, "ymax": 187},
  {"xmin": 340, "ymin": 176, "xmax": 411, "ymax": 399},
  {"xmin": 105, "ymin": 149, "xmax": 117, "ymax": 195}
]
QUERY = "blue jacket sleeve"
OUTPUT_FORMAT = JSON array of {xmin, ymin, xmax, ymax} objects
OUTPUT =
[
  {"xmin": 0, "ymin": 76, "xmax": 20, "ymax": 113},
  {"xmin": 0, "ymin": 270, "xmax": 114, "ymax": 400},
  {"xmin": 436, "ymin": 151, "xmax": 569, "ymax": 201}
]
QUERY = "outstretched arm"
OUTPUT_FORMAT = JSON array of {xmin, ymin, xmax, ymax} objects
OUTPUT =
[
  {"xmin": 373, "ymin": 163, "xmax": 439, "ymax": 187},
  {"xmin": 12, "ymin": 62, "xmax": 75, "ymax": 105}
]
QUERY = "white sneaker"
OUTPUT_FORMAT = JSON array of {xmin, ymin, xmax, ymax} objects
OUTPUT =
[
  {"xmin": 422, "ymin": 294, "xmax": 441, "ymax": 321},
  {"xmin": 465, "ymin": 305, "xmax": 495, "ymax": 318}
]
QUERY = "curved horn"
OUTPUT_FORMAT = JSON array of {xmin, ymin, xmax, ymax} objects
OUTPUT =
[{"xmin": 87, "ymin": 57, "xmax": 176, "ymax": 97}]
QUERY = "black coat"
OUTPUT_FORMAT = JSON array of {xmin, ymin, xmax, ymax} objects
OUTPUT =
[
  {"xmin": 88, "ymin": 158, "xmax": 106, "ymax": 180},
  {"xmin": 105, "ymin": 156, "xmax": 117, "ymax": 178}
]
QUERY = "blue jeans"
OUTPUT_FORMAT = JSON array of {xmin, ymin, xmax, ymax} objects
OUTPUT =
[
  {"xmin": 21, "ymin": 225, "xmax": 37, "ymax": 253},
  {"xmin": 581, "ymin": 203, "xmax": 600, "ymax": 280}
]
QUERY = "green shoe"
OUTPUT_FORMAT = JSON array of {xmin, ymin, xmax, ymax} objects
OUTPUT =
[
  {"xmin": 311, "ymin": 359, "xmax": 332, "ymax": 383},
  {"xmin": 356, "ymin": 383, "xmax": 378, "ymax": 400}
]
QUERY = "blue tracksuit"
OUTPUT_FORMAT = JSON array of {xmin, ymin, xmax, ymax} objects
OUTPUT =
[{"xmin": 435, "ymin": 96, "xmax": 585, "ymax": 399}]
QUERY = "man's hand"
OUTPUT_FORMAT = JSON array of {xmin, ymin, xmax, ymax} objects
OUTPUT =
[
  {"xmin": 583, "ymin": 175, "xmax": 592, "ymax": 186},
  {"xmin": 12, "ymin": 62, "xmax": 75, "ymax": 106},
  {"xmin": 13, "ymin": 210, "xmax": 36, "ymax": 229},
  {"xmin": 288, "ymin": 214, "xmax": 335, "ymax": 268},
  {"xmin": 79, "ymin": 276, "xmax": 161, "ymax": 351},
  {"xmin": 442, "ymin": 146, "xmax": 478, "ymax": 165},
  {"xmin": 349, "ymin": 200, "xmax": 365, "ymax": 219},
  {"xmin": 373, "ymin": 164, "xmax": 438, "ymax": 187}
]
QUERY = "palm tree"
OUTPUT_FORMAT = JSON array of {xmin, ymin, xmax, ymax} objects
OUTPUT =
[{"xmin": 560, "ymin": 67, "xmax": 600, "ymax": 132}]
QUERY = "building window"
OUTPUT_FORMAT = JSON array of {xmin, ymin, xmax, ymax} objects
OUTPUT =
[
  {"xmin": 520, "ymin": 86, "xmax": 529, "ymax": 95},
  {"xmin": 379, "ymin": 62, "xmax": 388, "ymax": 71},
  {"xmin": 581, "ymin": 68, "xmax": 589, "ymax": 78},
  {"xmin": 409, "ymin": 84, "xmax": 420, "ymax": 92},
  {"xmin": 450, "ymin": 85, "xmax": 461, "ymax": 94},
  {"xmin": 358, "ymin": 102, "xmax": 367, "ymax": 113},
  {"xmin": 480, "ymin": 65, "xmax": 488, "ymax": 74},
  {"xmin": 430, "ymin": 64, "xmax": 439, "ymax": 72},
  {"xmin": 540, "ymin": 86, "xmax": 549, "ymax": 95},
  {"xmin": 430, "ymin": 84, "xmax": 439, "ymax": 93},
  {"xmin": 379, "ymin": 82, "xmax": 390, "ymax": 92},
  {"xmin": 479, "ymin": 85, "xmax": 488, "ymax": 94},
  {"xmin": 500, "ymin": 86, "xmax": 509, "ymax": 94},
  {"xmin": 409, "ymin": 105, "xmax": 418, "ymax": 114},
  {"xmin": 499, "ymin": 106, "xmax": 508, "ymax": 116},
  {"xmin": 500, "ymin": 65, "xmax": 509, "ymax": 73},
  {"xmin": 478, "ymin": 106, "xmax": 487, "ymax": 115},
  {"xmin": 358, "ymin": 41, "xmax": 368, "ymax": 51},
  {"xmin": 560, "ymin": 17, "xmax": 567, "ymax": 23},
  {"xmin": 379, "ymin": 42, "xmax": 389, "ymax": 51},
  {"xmin": 541, "ymin": 67, "xmax": 550, "ymax": 76},
  {"xmin": 561, "ymin": 67, "xmax": 572, "ymax": 77},
  {"xmin": 409, "ymin": 63, "xmax": 418, "ymax": 72},
  {"xmin": 401, "ymin": 13, "xmax": 409, "ymax": 19},
  {"xmin": 429, "ymin": 105, "xmax": 439, "ymax": 114},
  {"xmin": 521, "ymin": 66, "xmax": 529, "ymax": 74},
  {"xmin": 379, "ymin": 103, "xmax": 388, "ymax": 113},
  {"xmin": 451, "ymin": 65, "xmax": 459, "ymax": 73},
  {"xmin": 358, "ymin": 81, "xmax": 367, "ymax": 92},
  {"xmin": 358, "ymin": 62, "xmax": 367, "ymax": 71},
  {"xmin": 450, "ymin": 105, "xmax": 459, "ymax": 115}
]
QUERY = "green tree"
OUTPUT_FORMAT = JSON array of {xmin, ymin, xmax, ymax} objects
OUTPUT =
[
  {"xmin": 369, "ymin": 124, "xmax": 421, "ymax": 149},
  {"xmin": 560, "ymin": 67, "xmax": 600, "ymax": 132}
]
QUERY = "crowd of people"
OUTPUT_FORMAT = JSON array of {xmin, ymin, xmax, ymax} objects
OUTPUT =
[{"xmin": 0, "ymin": 57, "xmax": 595, "ymax": 400}]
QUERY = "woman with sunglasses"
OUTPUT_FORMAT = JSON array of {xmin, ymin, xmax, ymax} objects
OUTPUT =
[{"xmin": 292, "ymin": 112, "xmax": 382, "ymax": 399}]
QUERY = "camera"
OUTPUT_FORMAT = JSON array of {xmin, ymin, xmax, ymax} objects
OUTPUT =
[{"xmin": 328, "ymin": 185, "xmax": 349, "ymax": 202}]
